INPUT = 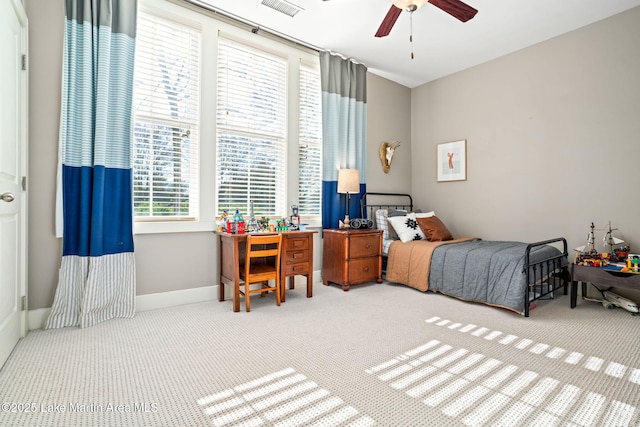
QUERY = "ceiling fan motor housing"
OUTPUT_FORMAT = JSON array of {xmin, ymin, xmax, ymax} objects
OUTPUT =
[{"xmin": 393, "ymin": 0, "xmax": 428, "ymax": 12}]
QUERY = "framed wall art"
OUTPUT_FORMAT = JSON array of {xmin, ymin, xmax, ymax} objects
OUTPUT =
[{"xmin": 436, "ymin": 139, "xmax": 467, "ymax": 182}]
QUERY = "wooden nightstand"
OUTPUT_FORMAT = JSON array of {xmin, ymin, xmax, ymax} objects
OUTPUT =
[{"xmin": 322, "ymin": 228, "xmax": 383, "ymax": 291}]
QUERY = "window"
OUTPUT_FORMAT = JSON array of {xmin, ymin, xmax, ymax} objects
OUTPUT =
[
  {"xmin": 298, "ymin": 64, "xmax": 322, "ymax": 216},
  {"xmin": 132, "ymin": 11, "xmax": 201, "ymax": 220},
  {"xmin": 215, "ymin": 37, "xmax": 287, "ymax": 217},
  {"xmin": 216, "ymin": 37, "xmax": 322, "ymax": 221},
  {"xmin": 133, "ymin": 0, "xmax": 322, "ymax": 233}
]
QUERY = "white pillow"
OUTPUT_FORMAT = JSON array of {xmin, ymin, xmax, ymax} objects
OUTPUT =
[
  {"xmin": 375, "ymin": 209, "xmax": 391, "ymax": 240},
  {"xmin": 375, "ymin": 208, "xmax": 409, "ymax": 240},
  {"xmin": 415, "ymin": 211, "xmax": 435, "ymax": 218},
  {"xmin": 387, "ymin": 213, "xmax": 426, "ymax": 242}
]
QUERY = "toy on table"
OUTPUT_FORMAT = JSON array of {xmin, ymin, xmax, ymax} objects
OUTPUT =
[
  {"xmin": 574, "ymin": 221, "xmax": 631, "ymax": 266},
  {"xmin": 257, "ymin": 217, "xmax": 270, "ymax": 232},
  {"xmin": 246, "ymin": 201, "xmax": 259, "ymax": 233},
  {"xmin": 276, "ymin": 218, "xmax": 289, "ymax": 232},
  {"xmin": 224, "ymin": 209, "xmax": 245, "ymax": 234},
  {"xmin": 289, "ymin": 204, "xmax": 300, "ymax": 231},
  {"xmin": 216, "ymin": 210, "xmax": 229, "ymax": 232}
]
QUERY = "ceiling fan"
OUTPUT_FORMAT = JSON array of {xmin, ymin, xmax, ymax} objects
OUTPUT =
[
  {"xmin": 323, "ymin": 1, "xmax": 477, "ymax": 38},
  {"xmin": 373, "ymin": 0, "xmax": 478, "ymax": 38}
]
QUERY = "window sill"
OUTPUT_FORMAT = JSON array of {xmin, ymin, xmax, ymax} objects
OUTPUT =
[
  {"xmin": 134, "ymin": 218, "xmax": 322, "ymax": 235},
  {"xmin": 134, "ymin": 220, "xmax": 215, "ymax": 235},
  {"xmin": 300, "ymin": 219, "xmax": 322, "ymax": 229}
]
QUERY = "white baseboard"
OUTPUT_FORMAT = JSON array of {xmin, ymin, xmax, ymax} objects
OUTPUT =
[
  {"xmin": 28, "ymin": 285, "xmax": 218, "ymax": 331},
  {"xmin": 28, "ymin": 308, "xmax": 52, "ymax": 331},
  {"xmin": 28, "ymin": 270, "xmax": 321, "ymax": 331},
  {"xmin": 136, "ymin": 284, "xmax": 218, "ymax": 312}
]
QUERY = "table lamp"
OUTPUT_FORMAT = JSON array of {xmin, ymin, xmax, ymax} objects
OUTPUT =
[{"xmin": 337, "ymin": 168, "xmax": 360, "ymax": 228}]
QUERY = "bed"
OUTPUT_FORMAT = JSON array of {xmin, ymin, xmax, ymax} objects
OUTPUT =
[{"xmin": 360, "ymin": 192, "xmax": 569, "ymax": 317}]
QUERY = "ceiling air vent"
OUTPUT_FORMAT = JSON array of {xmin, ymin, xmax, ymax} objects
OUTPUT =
[{"xmin": 260, "ymin": 0, "xmax": 304, "ymax": 17}]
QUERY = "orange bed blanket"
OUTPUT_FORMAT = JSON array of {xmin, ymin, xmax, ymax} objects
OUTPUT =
[{"xmin": 385, "ymin": 237, "xmax": 478, "ymax": 292}]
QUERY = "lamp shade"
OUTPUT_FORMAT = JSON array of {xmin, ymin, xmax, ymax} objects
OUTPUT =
[{"xmin": 337, "ymin": 169, "xmax": 360, "ymax": 194}]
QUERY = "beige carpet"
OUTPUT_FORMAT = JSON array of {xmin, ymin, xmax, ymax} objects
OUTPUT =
[{"xmin": 0, "ymin": 280, "xmax": 638, "ymax": 426}]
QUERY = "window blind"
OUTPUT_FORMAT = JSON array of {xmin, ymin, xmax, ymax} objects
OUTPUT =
[
  {"xmin": 132, "ymin": 11, "xmax": 201, "ymax": 219},
  {"xmin": 298, "ymin": 64, "xmax": 322, "ymax": 216},
  {"xmin": 216, "ymin": 37, "xmax": 287, "ymax": 218}
]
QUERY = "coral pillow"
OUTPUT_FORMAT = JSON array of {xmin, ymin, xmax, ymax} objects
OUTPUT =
[{"xmin": 417, "ymin": 216, "xmax": 454, "ymax": 241}]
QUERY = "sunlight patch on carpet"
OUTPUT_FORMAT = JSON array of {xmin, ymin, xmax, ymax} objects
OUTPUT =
[
  {"xmin": 198, "ymin": 368, "xmax": 375, "ymax": 427},
  {"xmin": 426, "ymin": 316, "xmax": 639, "ymax": 383},
  {"xmin": 365, "ymin": 318, "xmax": 639, "ymax": 426}
]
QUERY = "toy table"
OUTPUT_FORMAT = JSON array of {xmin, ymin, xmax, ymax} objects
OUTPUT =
[{"xmin": 570, "ymin": 263, "xmax": 640, "ymax": 309}]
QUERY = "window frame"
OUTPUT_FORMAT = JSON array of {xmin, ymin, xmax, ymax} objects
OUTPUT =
[
  {"xmin": 297, "ymin": 61, "xmax": 323, "ymax": 221},
  {"xmin": 132, "ymin": 8, "xmax": 202, "ymax": 222},
  {"xmin": 134, "ymin": 0, "xmax": 321, "ymax": 234},
  {"xmin": 215, "ymin": 35, "xmax": 289, "ymax": 220}
]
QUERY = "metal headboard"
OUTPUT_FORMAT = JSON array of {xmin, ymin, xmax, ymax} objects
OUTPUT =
[{"xmin": 360, "ymin": 192, "xmax": 413, "ymax": 228}]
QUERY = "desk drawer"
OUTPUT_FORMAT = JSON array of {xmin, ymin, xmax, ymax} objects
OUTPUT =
[
  {"xmin": 283, "ymin": 249, "xmax": 310, "ymax": 263},
  {"xmin": 284, "ymin": 261, "xmax": 310, "ymax": 276},
  {"xmin": 349, "ymin": 235, "xmax": 381, "ymax": 258},
  {"xmin": 284, "ymin": 236, "xmax": 310, "ymax": 251}
]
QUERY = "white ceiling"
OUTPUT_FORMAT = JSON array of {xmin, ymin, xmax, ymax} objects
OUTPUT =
[{"xmin": 196, "ymin": 0, "xmax": 640, "ymax": 88}]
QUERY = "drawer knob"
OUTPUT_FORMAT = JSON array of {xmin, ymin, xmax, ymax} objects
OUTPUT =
[
  {"xmin": 366, "ymin": 243, "xmax": 371, "ymax": 249},
  {"xmin": 364, "ymin": 266, "xmax": 369, "ymax": 272}
]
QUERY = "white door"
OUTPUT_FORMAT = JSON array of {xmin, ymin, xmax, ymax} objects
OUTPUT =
[{"xmin": 0, "ymin": 0, "xmax": 28, "ymax": 369}]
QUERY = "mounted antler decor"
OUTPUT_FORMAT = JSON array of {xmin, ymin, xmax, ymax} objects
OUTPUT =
[{"xmin": 379, "ymin": 141, "xmax": 401, "ymax": 174}]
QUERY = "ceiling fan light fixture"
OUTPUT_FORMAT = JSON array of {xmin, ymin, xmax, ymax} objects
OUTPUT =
[{"xmin": 392, "ymin": 0, "xmax": 428, "ymax": 11}]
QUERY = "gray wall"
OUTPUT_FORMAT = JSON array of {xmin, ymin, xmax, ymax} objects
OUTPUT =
[
  {"xmin": 366, "ymin": 73, "xmax": 412, "ymax": 193},
  {"xmin": 26, "ymin": 0, "xmax": 64, "ymax": 310},
  {"xmin": 25, "ymin": 0, "xmax": 412, "ymax": 310},
  {"xmin": 411, "ymin": 7, "xmax": 640, "ymax": 253}
]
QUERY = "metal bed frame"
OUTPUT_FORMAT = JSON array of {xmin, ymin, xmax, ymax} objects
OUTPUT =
[
  {"xmin": 360, "ymin": 192, "xmax": 413, "ymax": 220},
  {"xmin": 524, "ymin": 238, "xmax": 570, "ymax": 316},
  {"xmin": 360, "ymin": 192, "xmax": 413, "ymax": 274},
  {"xmin": 360, "ymin": 192, "xmax": 569, "ymax": 316}
]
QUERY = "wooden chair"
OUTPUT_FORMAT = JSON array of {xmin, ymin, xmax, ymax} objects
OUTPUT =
[{"xmin": 239, "ymin": 234, "xmax": 282, "ymax": 312}]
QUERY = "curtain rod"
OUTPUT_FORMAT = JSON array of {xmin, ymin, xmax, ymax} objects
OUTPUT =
[
  {"xmin": 180, "ymin": 0, "xmax": 321, "ymax": 52},
  {"xmin": 177, "ymin": 0, "xmax": 365, "ymax": 66}
]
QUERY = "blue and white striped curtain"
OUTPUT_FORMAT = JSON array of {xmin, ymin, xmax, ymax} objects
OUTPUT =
[
  {"xmin": 47, "ymin": 0, "xmax": 137, "ymax": 329},
  {"xmin": 320, "ymin": 52, "xmax": 367, "ymax": 230}
]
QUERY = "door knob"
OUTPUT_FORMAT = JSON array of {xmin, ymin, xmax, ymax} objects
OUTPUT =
[{"xmin": 1, "ymin": 192, "xmax": 15, "ymax": 203}]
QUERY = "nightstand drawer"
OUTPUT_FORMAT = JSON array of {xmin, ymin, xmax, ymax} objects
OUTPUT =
[
  {"xmin": 349, "ymin": 235, "xmax": 381, "ymax": 258},
  {"xmin": 348, "ymin": 258, "xmax": 379, "ymax": 283},
  {"xmin": 284, "ymin": 261, "xmax": 310, "ymax": 276}
]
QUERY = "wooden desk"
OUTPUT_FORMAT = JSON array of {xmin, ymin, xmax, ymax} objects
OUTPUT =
[
  {"xmin": 570, "ymin": 263, "xmax": 640, "ymax": 308},
  {"xmin": 216, "ymin": 230, "xmax": 317, "ymax": 312}
]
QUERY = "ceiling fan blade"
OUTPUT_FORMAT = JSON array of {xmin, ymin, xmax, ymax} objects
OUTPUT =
[
  {"xmin": 375, "ymin": 5, "xmax": 402, "ymax": 38},
  {"xmin": 428, "ymin": 0, "xmax": 477, "ymax": 22}
]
